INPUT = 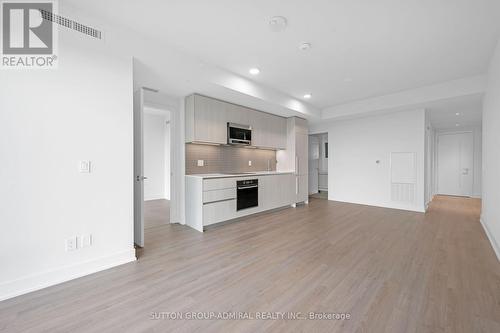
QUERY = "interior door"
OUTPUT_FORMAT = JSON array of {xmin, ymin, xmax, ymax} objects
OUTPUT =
[
  {"xmin": 437, "ymin": 132, "xmax": 473, "ymax": 197},
  {"xmin": 133, "ymin": 89, "xmax": 145, "ymax": 247},
  {"xmin": 308, "ymin": 136, "xmax": 319, "ymax": 194}
]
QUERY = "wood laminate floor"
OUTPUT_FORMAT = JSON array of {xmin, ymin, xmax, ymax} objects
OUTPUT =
[
  {"xmin": 310, "ymin": 191, "xmax": 328, "ymax": 200},
  {"xmin": 144, "ymin": 199, "xmax": 170, "ymax": 229},
  {"xmin": 1, "ymin": 196, "xmax": 499, "ymax": 332}
]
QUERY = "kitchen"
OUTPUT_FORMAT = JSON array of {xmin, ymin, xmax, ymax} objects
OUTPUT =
[{"xmin": 185, "ymin": 94, "xmax": 308, "ymax": 232}]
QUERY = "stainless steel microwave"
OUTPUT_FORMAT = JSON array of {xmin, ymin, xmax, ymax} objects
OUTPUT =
[{"xmin": 227, "ymin": 123, "xmax": 252, "ymax": 145}]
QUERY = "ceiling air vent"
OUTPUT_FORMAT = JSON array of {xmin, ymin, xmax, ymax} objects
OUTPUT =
[{"xmin": 40, "ymin": 9, "xmax": 103, "ymax": 40}]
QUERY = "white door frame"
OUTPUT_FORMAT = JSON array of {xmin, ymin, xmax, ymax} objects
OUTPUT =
[
  {"xmin": 308, "ymin": 135, "xmax": 319, "ymax": 195},
  {"xmin": 134, "ymin": 88, "xmax": 185, "ymax": 247},
  {"xmin": 436, "ymin": 130, "xmax": 474, "ymax": 197},
  {"xmin": 133, "ymin": 89, "xmax": 145, "ymax": 247}
]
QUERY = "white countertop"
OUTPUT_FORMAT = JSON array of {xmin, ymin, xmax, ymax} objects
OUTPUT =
[{"xmin": 186, "ymin": 171, "xmax": 295, "ymax": 179}]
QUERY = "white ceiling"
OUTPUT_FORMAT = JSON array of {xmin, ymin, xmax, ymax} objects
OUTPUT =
[
  {"xmin": 427, "ymin": 94, "xmax": 482, "ymax": 129},
  {"xmin": 65, "ymin": 0, "xmax": 500, "ymax": 110}
]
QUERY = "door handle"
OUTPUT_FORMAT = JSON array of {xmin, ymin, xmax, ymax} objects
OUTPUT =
[
  {"xmin": 462, "ymin": 168, "xmax": 469, "ymax": 175},
  {"xmin": 136, "ymin": 176, "xmax": 148, "ymax": 181}
]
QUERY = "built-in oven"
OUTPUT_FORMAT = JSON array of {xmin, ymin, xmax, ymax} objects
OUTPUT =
[
  {"xmin": 236, "ymin": 179, "xmax": 258, "ymax": 211},
  {"xmin": 228, "ymin": 123, "xmax": 252, "ymax": 145}
]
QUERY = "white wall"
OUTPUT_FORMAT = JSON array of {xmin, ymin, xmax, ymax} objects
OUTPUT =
[
  {"xmin": 143, "ymin": 113, "xmax": 170, "ymax": 200},
  {"xmin": 311, "ymin": 109, "xmax": 426, "ymax": 212},
  {"xmin": 481, "ymin": 38, "xmax": 500, "ymax": 260},
  {"xmin": 0, "ymin": 30, "xmax": 135, "ymax": 300}
]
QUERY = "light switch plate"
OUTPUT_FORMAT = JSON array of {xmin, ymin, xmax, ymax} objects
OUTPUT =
[
  {"xmin": 248, "ymin": 160, "xmax": 252, "ymax": 166},
  {"xmin": 66, "ymin": 237, "xmax": 77, "ymax": 251},
  {"xmin": 197, "ymin": 160, "xmax": 204, "ymax": 167},
  {"xmin": 79, "ymin": 160, "xmax": 91, "ymax": 173},
  {"xmin": 80, "ymin": 234, "xmax": 92, "ymax": 248}
]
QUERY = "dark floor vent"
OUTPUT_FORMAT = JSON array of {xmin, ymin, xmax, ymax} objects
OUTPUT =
[{"xmin": 40, "ymin": 9, "xmax": 103, "ymax": 40}]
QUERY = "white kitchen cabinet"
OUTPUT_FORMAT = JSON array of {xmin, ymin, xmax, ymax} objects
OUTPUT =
[
  {"xmin": 185, "ymin": 94, "xmax": 227, "ymax": 144},
  {"xmin": 203, "ymin": 199, "xmax": 237, "ymax": 226},
  {"xmin": 251, "ymin": 111, "xmax": 268, "ymax": 147},
  {"xmin": 296, "ymin": 132, "xmax": 309, "ymax": 176},
  {"xmin": 296, "ymin": 174, "xmax": 309, "ymax": 203},
  {"xmin": 185, "ymin": 94, "xmax": 286, "ymax": 150},
  {"xmin": 252, "ymin": 111, "xmax": 287, "ymax": 149},
  {"xmin": 274, "ymin": 116, "xmax": 287, "ymax": 149},
  {"xmin": 276, "ymin": 117, "xmax": 309, "ymax": 204},
  {"xmin": 259, "ymin": 174, "xmax": 295, "ymax": 209},
  {"xmin": 186, "ymin": 173, "xmax": 295, "ymax": 232},
  {"xmin": 226, "ymin": 103, "xmax": 250, "ymax": 127}
]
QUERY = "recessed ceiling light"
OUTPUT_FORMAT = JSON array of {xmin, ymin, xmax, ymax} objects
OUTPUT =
[
  {"xmin": 269, "ymin": 16, "xmax": 287, "ymax": 32},
  {"xmin": 455, "ymin": 112, "xmax": 460, "ymax": 116},
  {"xmin": 303, "ymin": 93, "xmax": 312, "ymax": 99},
  {"xmin": 299, "ymin": 42, "xmax": 312, "ymax": 51},
  {"xmin": 455, "ymin": 123, "xmax": 460, "ymax": 127},
  {"xmin": 249, "ymin": 68, "xmax": 260, "ymax": 75}
]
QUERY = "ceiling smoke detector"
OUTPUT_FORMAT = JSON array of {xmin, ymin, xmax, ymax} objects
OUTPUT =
[
  {"xmin": 299, "ymin": 42, "xmax": 312, "ymax": 51},
  {"xmin": 269, "ymin": 16, "xmax": 287, "ymax": 32}
]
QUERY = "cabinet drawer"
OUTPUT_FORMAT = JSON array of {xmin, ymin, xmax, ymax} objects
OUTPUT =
[
  {"xmin": 203, "ymin": 178, "xmax": 237, "ymax": 191},
  {"xmin": 203, "ymin": 199, "xmax": 237, "ymax": 226},
  {"xmin": 203, "ymin": 188, "xmax": 236, "ymax": 204}
]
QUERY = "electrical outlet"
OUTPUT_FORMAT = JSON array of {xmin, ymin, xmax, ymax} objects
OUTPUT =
[
  {"xmin": 80, "ymin": 234, "xmax": 93, "ymax": 248},
  {"xmin": 79, "ymin": 160, "xmax": 91, "ymax": 173},
  {"xmin": 248, "ymin": 160, "xmax": 252, "ymax": 166},
  {"xmin": 66, "ymin": 237, "xmax": 78, "ymax": 251},
  {"xmin": 197, "ymin": 160, "xmax": 204, "ymax": 167}
]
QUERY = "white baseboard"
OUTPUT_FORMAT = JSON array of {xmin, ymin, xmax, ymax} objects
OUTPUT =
[
  {"xmin": 0, "ymin": 248, "xmax": 136, "ymax": 302},
  {"xmin": 480, "ymin": 217, "xmax": 500, "ymax": 262},
  {"xmin": 330, "ymin": 197, "xmax": 426, "ymax": 213}
]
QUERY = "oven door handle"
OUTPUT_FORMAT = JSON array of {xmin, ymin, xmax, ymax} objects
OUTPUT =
[{"xmin": 237, "ymin": 185, "xmax": 258, "ymax": 190}]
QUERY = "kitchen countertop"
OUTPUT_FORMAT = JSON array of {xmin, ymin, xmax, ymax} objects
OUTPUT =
[{"xmin": 186, "ymin": 171, "xmax": 295, "ymax": 179}]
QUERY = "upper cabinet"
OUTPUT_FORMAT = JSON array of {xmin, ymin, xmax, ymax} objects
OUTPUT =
[
  {"xmin": 185, "ymin": 94, "xmax": 227, "ymax": 144},
  {"xmin": 252, "ymin": 111, "xmax": 287, "ymax": 149},
  {"xmin": 185, "ymin": 94, "xmax": 287, "ymax": 149}
]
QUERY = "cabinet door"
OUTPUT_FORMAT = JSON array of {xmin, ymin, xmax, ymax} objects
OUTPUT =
[
  {"xmin": 251, "ymin": 111, "xmax": 267, "ymax": 147},
  {"xmin": 226, "ymin": 103, "xmax": 250, "ymax": 127},
  {"xmin": 296, "ymin": 132, "xmax": 309, "ymax": 176},
  {"xmin": 194, "ymin": 95, "xmax": 227, "ymax": 144},
  {"xmin": 296, "ymin": 174, "xmax": 308, "ymax": 203},
  {"xmin": 253, "ymin": 113, "xmax": 286, "ymax": 149},
  {"xmin": 260, "ymin": 175, "xmax": 295, "ymax": 209},
  {"xmin": 276, "ymin": 117, "xmax": 287, "ymax": 149}
]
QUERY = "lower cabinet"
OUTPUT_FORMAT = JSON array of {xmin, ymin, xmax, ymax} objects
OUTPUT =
[
  {"xmin": 186, "ymin": 174, "xmax": 297, "ymax": 232},
  {"xmin": 203, "ymin": 199, "xmax": 237, "ymax": 226},
  {"xmin": 260, "ymin": 174, "xmax": 295, "ymax": 210}
]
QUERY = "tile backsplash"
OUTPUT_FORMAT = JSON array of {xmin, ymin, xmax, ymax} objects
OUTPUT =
[{"xmin": 186, "ymin": 144, "xmax": 277, "ymax": 174}]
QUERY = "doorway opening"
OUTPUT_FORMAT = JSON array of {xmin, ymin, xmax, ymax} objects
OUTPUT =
[
  {"xmin": 143, "ymin": 107, "xmax": 171, "ymax": 229},
  {"xmin": 134, "ymin": 87, "xmax": 182, "ymax": 250},
  {"xmin": 425, "ymin": 95, "xmax": 482, "ymax": 207},
  {"xmin": 308, "ymin": 133, "xmax": 328, "ymax": 199}
]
